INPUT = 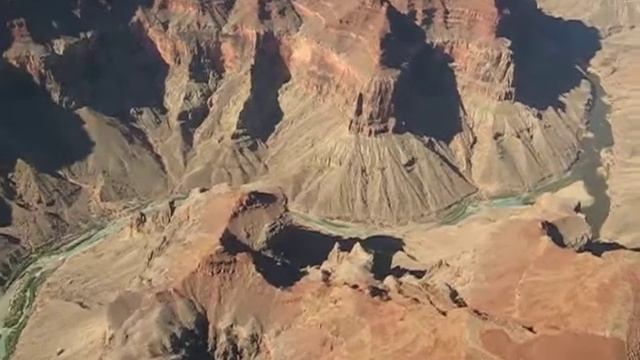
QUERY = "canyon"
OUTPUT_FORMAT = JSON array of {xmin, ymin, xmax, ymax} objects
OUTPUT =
[{"xmin": 0, "ymin": 0, "xmax": 639, "ymax": 359}]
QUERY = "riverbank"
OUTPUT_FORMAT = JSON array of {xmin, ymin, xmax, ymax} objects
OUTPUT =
[
  {"xmin": 0, "ymin": 220, "xmax": 127, "ymax": 360},
  {"xmin": 593, "ymin": 26, "xmax": 640, "ymax": 247},
  {"xmin": 439, "ymin": 74, "xmax": 614, "ymax": 232}
]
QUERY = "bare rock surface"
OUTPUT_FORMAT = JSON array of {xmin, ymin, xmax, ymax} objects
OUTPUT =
[
  {"xmin": 2, "ymin": 1, "xmax": 640, "ymax": 359},
  {"xmin": 535, "ymin": 0, "xmax": 640, "ymax": 249},
  {"xmin": 11, "ymin": 187, "xmax": 640, "ymax": 360},
  {"xmin": 0, "ymin": 0, "xmax": 598, "ymax": 267}
]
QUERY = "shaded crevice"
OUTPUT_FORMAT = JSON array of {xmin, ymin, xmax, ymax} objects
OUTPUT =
[
  {"xmin": 354, "ymin": 93, "xmax": 364, "ymax": 117},
  {"xmin": 0, "ymin": 62, "xmax": 95, "ymax": 174},
  {"xmin": 446, "ymin": 284, "xmax": 468, "ymax": 308},
  {"xmin": 541, "ymin": 221, "xmax": 567, "ymax": 249},
  {"xmin": 381, "ymin": 4, "xmax": 463, "ymax": 143},
  {"xmin": 496, "ymin": 0, "xmax": 601, "ymax": 110},
  {"xmin": 220, "ymin": 227, "xmax": 344, "ymax": 288},
  {"xmin": 237, "ymin": 32, "xmax": 290, "ymax": 142},
  {"xmin": 209, "ymin": 323, "xmax": 262, "ymax": 359},
  {"xmin": 390, "ymin": 267, "xmax": 427, "ymax": 279},
  {"xmin": 177, "ymin": 42, "xmax": 226, "ymax": 148},
  {"xmin": 120, "ymin": 122, "xmax": 169, "ymax": 175},
  {"xmin": 0, "ymin": 198, "xmax": 10, "ymax": 227},
  {"xmin": 257, "ymin": 0, "xmax": 273, "ymax": 21},
  {"xmin": 581, "ymin": 241, "xmax": 640, "ymax": 258},
  {"xmin": 542, "ymin": 221, "xmax": 640, "ymax": 257},
  {"xmin": 178, "ymin": 104, "xmax": 210, "ymax": 149},
  {"xmin": 393, "ymin": 45, "xmax": 463, "ymax": 143},
  {"xmin": 170, "ymin": 311, "xmax": 211, "ymax": 360},
  {"xmin": 221, "ymin": 224, "xmax": 409, "ymax": 287},
  {"xmin": 423, "ymin": 138, "xmax": 470, "ymax": 181},
  {"xmin": 360, "ymin": 235, "xmax": 404, "ymax": 280},
  {"xmin": 381, "ymin": 4, "xmax": 425, "ymax": 69},
  {"xmin": 2, "ymin": 0, "xmax": 168, "ymax": 118}
]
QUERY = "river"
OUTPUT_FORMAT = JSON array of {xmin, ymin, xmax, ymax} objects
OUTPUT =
[
  {"xmin": 569, "ymin": 74, "xmax": 613, "ymax": 239},
  {"xmin": 0, "ymin": 219, "xmax": 129, "ymax": 360},
  {"xmin": 441, "ymin": 73, "xmax": 614, "ymax": 236}
]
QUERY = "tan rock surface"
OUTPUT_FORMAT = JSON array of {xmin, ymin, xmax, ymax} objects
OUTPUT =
[
  {"xmin": 11, "ymin": 188, "xmax": 640, "ymax": 360},
  {"xmin": 0, "ymin": 0, "xmax": 597, "ymax": 262},
  {"xmin": 2, "ymin": 1, "xmax": 639, "ymax": 359}
]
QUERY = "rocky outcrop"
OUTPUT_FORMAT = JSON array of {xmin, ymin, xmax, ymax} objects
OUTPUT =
[
  {"xmin": 534, "ymin": 193, "xmax": 593, "ymax": 250},
  {"xmin": 105, "ymin": 290, "xmax": 210, "ymax": 360},
  {"xmin": 93, "ymin": 189, "xmax": 458, "ymax": 358},
  {"xmin": 542, "ymin": 216, "xmax": 592, "ymax": 250}
]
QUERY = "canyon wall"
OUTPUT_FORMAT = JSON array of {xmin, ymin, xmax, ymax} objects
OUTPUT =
[{"xmin": 0, "ymin": 0, "xmax": 598, "ymax": 267}]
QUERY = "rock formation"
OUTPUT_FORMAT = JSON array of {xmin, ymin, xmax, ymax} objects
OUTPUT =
[
  {"xmin": 0, "ymin": 0, "xmax": 599, "ymax": 261},
  {"xmin": 2, "ymin": 1, "xmax": 633, "ymax": 359},
  {"xmin": 10, "ymin": 187, "xmax": 639, "ymax": 360}
]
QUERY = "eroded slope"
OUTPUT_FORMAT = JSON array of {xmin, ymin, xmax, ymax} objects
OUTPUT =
[{"xmin": 0, "ymin": 0, "xmax": 601, "ymax": 261}]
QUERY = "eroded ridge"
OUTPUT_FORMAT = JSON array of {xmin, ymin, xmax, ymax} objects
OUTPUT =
[{"xmin": 8, "ymin": 187, "xmax": 634, "ymax": 359}]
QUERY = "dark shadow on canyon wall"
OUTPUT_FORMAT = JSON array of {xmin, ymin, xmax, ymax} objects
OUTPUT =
[
  {"xmin": 497, "ymin": 0, "xmax": 601, "ymax": 110},
  {"xmin": 267, "ymin": 225, "xmax": 348, "ymax": 271},
  {"xmin": 0, "ymin": 158, "xmax": 16, "ymax": 227},
  {"xmin": 172, "ymin": 309, "xmax": 211, "ymax": 360},
  {"xmin": 177, "ymin": 42, "xmax": 224, "ymax": 148},
  {"xmin": 221, "ymin": 224, "xmax": 409, "ymax": 288},
  {"xmin": 382, "ymin": 5, "xmax": 425, "ymax": 68},
  {"xmin": 361, "ymin": 235, "xmax": 405, "ymax": 280},
  {"xmin": 0, "ymin": 63, "xmax": 95, "ymax": 174},
  {"xmin": 1, "ymin": 0, "xmax": 153, "ymax": 51},
  {"xmin": 393, "ymin": 47, "xmax": 463, "ymax": 143},
  {"xmin": 0, "ymin": 0, "xmax": 87, "ymax": 52},
  {"xmin": 237, "ymin": 32, "xmax": 291, "ymax": 142},
  {"xmin": 382, "ymin": 5, "xmax": 463, "ymax": 143},
  {"xmin": 267, "ymin": 229, "xmax": 406, "ymax": 285},
  {"xmin": 221, "ymin": 226, "xmax": 343, "ymax": 288},
  {"xmin": 0, "ymin": 0, "xmax": 169, "ymax": 228},
  {"xmin": 542, "ymin": 221, "xmax": 640, "ymax": 258},
  {"xmin": 582, "ymin": 241, "xmax": 640, "ymax": 258},
  {"xmin": 1, "ymin": 0, "xmax": 167, "ymax": 118},
  {"xmin": 59, "ymin": 25, "xmax": 168, "ymax": 117},
  {"xmin": 541, "ymin": 221, "xmax": 569, "ymax": 249},
  {"xmin": 0, "ymin": 61, "xmax": 95, "ymax": 227},
  {"xmin": 0, "ymin": 198, "xmax": 10, "ymax": 227}
]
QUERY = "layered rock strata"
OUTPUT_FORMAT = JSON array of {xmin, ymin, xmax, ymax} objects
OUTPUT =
[{"xmin": 0, "ymin": 0, "xmax": 597, "ymax": 266}]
